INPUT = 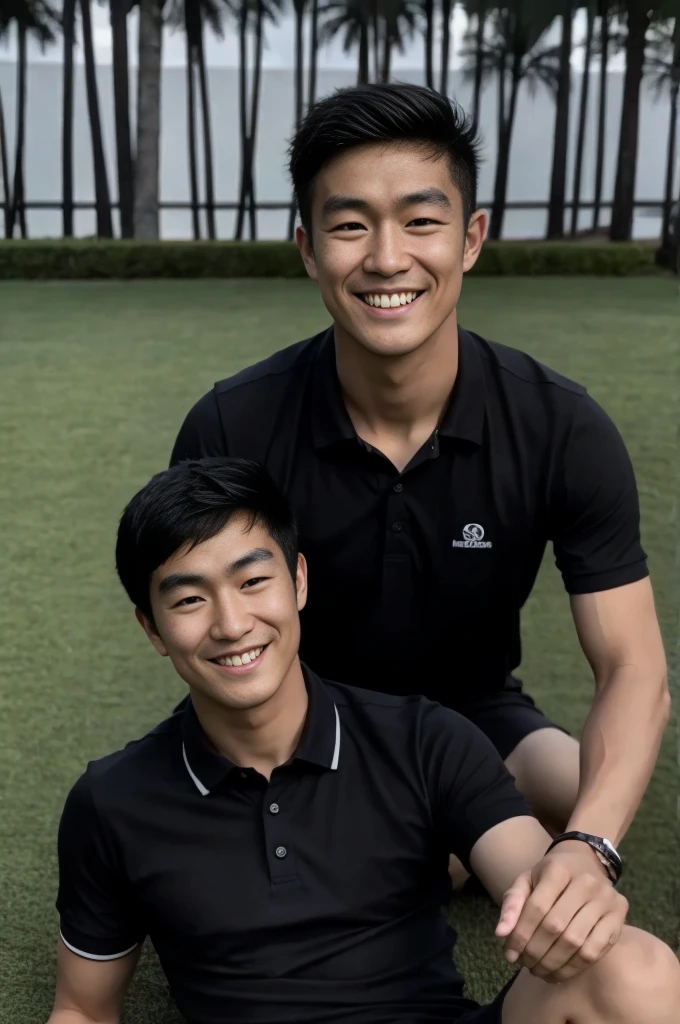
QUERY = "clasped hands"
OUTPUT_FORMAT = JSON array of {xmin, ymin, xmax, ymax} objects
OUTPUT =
[{"xmin": 495, "ymin": 842, "xmax": 629, "ymax": 984}]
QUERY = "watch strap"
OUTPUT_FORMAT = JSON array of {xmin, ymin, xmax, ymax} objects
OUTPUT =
[{"xmin": 546, "ymin": 831, "xmax": 623, "ymax": 884}]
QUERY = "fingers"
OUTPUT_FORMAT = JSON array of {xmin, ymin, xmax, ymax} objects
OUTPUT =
[
  {"xmin": 495, "ymin": 871, "xmax": 533, "ymax": 939},
  {"xmin": 500, "ymin": 861, "xmax": 571, "ymax": 963},
  {"xmin": 517, "ymin": 874, "xmax": 612, "ymax": 971},
  {"xmin": 534, "ymin": 910, "xmax": 625, "ymax": 984}
]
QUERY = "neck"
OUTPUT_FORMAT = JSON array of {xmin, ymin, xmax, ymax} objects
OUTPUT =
[
  {"xmin": 334, "ymin": 310, "xmax": 459, "ymax": 439},
  {"xmin": 190, "ymin": 658, "xmax": 308, "ymax": 780}
]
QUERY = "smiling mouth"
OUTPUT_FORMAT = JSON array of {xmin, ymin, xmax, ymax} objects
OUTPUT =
[
  {"xmin": 209, "ymin": 644, "xmax": 268, "ymax": 668},
  {"xmin": 358, "ymin": 290, "xmax": 424, "ymax": 308}
]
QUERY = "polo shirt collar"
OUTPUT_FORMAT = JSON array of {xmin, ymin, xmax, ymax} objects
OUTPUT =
[
  {"xmin": 181, "ymin": 666, "xmax": 341, "ymax": 796},
  {"xmin": 311, "ymin": 325, "xmax": 486, "ymax": 451}
]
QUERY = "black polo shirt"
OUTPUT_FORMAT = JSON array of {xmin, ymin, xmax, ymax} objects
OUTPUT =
[
  {"xmin": 170, "ymin": 326, "xmax": 648, "ymax": 706},
  {"xmin": 56, "ymin": 669, "xmax": 531, "ymax": 1024}
]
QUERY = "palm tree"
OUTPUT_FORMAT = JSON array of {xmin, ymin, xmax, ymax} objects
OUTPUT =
[
  {"xmin": 319, "ymin": 1, "xmax": 371, "ymax": 84},
  {"xmin": 62, "ymin": 0, "xmax": 76, "ymax": 237},
  {"xmin": 81, "ymin": 0, "xmax": 114, "ymax": 236},
  {"xmin": 0, "ymin": 0, "xmax": 57, "ymax": 238},
  {"xmin": 421, "ymin": 0, "xmax": 435, "ymax": 89},
  {"xmin": 380, "ymin": 0, "xmax": 419, "ymax": 83},
  {"xmin": 546, "ymin": 2, "xmax": 575, "ymax": 239},
  {"xmin": 439, "ymin": 0, "xmax": 454, "ymax": 95},
  {"xmin": 168, "ymin": 0, "xmax": 222, "ymax": 239},
  {"xmin": 135, "ymin": 0, "xmax": 164, "ymax": 238},
  {"xmin": 109, "ymin": 0, "xmax": 136, "ymax": 238},
  {"xmin": 570, "ymin": 0, "xmax": 596, "ymax": 235},
  {"xmin": 591, "ymin": 0, "xmax": 612, "ymax": 229},
  {"xmin": 288, "ymin": 0, "xmax": 310, "ymax": 238},
  {"xmin": 646, "ymin": 16, "xmax": 680, "ymax": 249},
  {"xmin": 463, "ymin": 0, "xmax": 493, "ymax": 129},
  {"xmin": 461, "ymin": 2, "xmax": 558, "ymax": 240},
  {"xmin": 0, "ymin": 86, "xmax": 9, "ymax": 237},
  {"xmin": 234, "ymin": 0, "xmax": 284, "ymax": 241},
  {"xmin": 308, "ymin": 0, "xmax": 319, "ymax": 107},
  {"xmin": 610, "ymin": 1, "xmax": 653, "ymax": 240}
]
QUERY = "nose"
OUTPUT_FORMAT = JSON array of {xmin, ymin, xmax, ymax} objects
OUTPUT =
[
  {"xmin": 209, "ymin": 592, "xmax": 255, "ymax": 644},
  {"xmin": 362, "ymin": 222, "xmax": 412, "ymax": 278}
]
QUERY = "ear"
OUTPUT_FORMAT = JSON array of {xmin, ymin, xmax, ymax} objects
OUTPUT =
[
  {"xmin": 295, "ymin": 224, "xmax": 318, "ymax": 281},
  {"xmin": 295, "ymin": 552, "xmax": 308, "ymax": 613},
  {"xmin": 135, "ymin": 607, "xmax": 169, "ymax": 657},
  {"xmin": 463, "ymin": 208, "xmax": 488, "ymax": 273}
]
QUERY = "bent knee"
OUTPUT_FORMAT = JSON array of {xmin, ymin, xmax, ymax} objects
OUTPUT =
[{"xmin": 586, "ymin": 926, "xmax": 680, "ymax": 1018}]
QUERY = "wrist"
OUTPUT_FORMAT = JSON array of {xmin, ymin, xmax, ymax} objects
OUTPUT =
[{"xmin": 546, "ymin": 831, "xmax": 623, "ymax": 884}]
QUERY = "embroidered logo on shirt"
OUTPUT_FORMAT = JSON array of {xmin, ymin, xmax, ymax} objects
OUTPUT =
[{"xmin": 452, "ymin": 524, "xmax": 493, "ymax": 549}]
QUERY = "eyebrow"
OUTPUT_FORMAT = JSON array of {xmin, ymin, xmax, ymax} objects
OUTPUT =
[
  {"xmin": 157, "ymin": 548, "xmax": 276, "ymax": 596},
  {"xmin": 321, "ymin": 187, "xmax": 452, "ymax": 218}
]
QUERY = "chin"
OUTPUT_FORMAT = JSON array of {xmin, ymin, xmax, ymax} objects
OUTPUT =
[{"xmin": 357, "ymin": 332, "xmax": 430, "ymax": 358}]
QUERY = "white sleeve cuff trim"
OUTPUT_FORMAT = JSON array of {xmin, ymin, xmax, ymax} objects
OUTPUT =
[{"xmin": 60, "ymin": 931, "xmax": 139, "ymax": 961}]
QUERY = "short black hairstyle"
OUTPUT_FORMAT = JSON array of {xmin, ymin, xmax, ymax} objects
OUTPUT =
[
  {"xmin": 288, "ymin": 82, "xmax": 480, "ymax": 237},
  {"xmin": 115, "ymin": 458, "xmax": 298, "ymax": 621}
]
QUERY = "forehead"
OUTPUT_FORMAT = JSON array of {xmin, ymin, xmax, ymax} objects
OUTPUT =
[
  {"xmin": 312, "ymin": 141, "xmax": 459, "ymax": 211},
  {"xmin": 154, "ymin": 516, "xmax": 279, "ymax": 578}
]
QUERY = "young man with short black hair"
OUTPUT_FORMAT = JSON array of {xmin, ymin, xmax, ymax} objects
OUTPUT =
[
  {"xmin": 170, "ymin": 83, "xmax": 670, "ymax": 890},
  {"xmin": 50, "ymin": 458, "xmax": 680, "ymax": 1024}
]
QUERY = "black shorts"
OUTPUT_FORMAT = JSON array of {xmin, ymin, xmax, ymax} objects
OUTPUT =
[
  {"xmin": 455, "ymin": 972, "xmax": 519, "ymax": 1023},
  {"xmin": 457, "ymin": 684, "xmax": 571, "ymax": 762}
]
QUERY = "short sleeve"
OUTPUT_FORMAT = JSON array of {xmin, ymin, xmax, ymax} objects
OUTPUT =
[
  {"xmin": 423, "ymin": 706, "xmax": 533, "ymax": 872},
  {"xmin": 56, "ymin": 772, "xmax": 146, "ymax": 960},
  {"xmin": 170, "ymin": 389, "xmax": 227, "ymax": 467},
  {"xmin": 551, "ymin": 394, "xmax": 648, "ymax": 595}
]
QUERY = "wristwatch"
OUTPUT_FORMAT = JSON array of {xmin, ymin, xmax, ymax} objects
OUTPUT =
[{"xmin": 546, "ymin": 831, "xmax": 624, "ymax": 885}]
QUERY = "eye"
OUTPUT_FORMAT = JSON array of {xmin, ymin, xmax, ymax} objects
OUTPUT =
[
  {"xmin": 242, "ymin": 576, "xmax": 269, "ymax": 589},
  {"xmin": 408, "ymin": 217, "xmax": 439, "ymax": 227},
  {"xmin": 173, "ymin": 595, "xmax": 203, "ymax": 608},
  {"xmin": 332, "ymin": 222, "xmax": 365, "ymax": 232}
]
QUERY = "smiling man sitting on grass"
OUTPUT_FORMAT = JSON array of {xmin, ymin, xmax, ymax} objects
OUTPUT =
[{"xmin": 48, "ymin": 458, "xmax": 680, "ymax": 1024}]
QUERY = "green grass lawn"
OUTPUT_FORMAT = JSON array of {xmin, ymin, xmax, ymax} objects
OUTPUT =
[{"xmin": 0, "ymin": 277, "xmax": 678, "ymax": 1022}]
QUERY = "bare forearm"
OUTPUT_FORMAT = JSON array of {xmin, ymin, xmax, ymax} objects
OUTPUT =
[{"xmin": 568, "ymin": 665, "xmax": 670, "ymax": 844}]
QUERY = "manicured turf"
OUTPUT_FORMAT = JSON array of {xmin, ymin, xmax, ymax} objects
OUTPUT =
[{"xmin": 0, "ymin": 277, "xmax": 678, "ymax": 1022}]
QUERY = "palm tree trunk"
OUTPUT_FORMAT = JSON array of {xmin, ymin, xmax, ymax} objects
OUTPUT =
[
  {"xmin": 358, "ymin": 18, "xmax": 369, "ymax": 84},
  {"xmin": 62, "ymin": 0, "xmax": 76, "ymax": 238},
  {"xmin": 197, "ymin": 26, "xmax": 216, "ymax": 240},
  {"xmin": 610, "ymin": 2, "xmax": 651, "ymax": 241},
  {"xmin": 381, "ymin": 29, "xmax": 392, "ymax": 84},
  {"xmin": 288, "ymin": 3, "xmax": 305, "ymax": 239},
  {"xmin": 439, "ymin": 0, "xmax": 453, "ymax": 97},
  {"xmin": 490, "ymin": 69, "xmax": 520, "ymax": 241},
  {"xmin": 663, "ymin": 83, "xmax": 679, "ymax": 249},
  {"xmin": 235, "ymin": 3, "xmax": 249, "ymax": 240},
  {"xmin": 9, "ymin": 24, "xmax": 28, "ymax": 238},
  {"xmin": 662, "ymin": 20, "xmax": 680, "ymax": 248},
  {"xmin": 471, "ymin": 10, "xmax": 486, "ymax": 131},
  {"xmin": 372, "ymin": 4, "xmax": 380, "ymax": 83},
  {"xmin": 308, "ymin": 0, "xmax": 319, "ymax": 108},
  {"xmin": 111, "ymin": 0, "xmax": 134, "ymax": 238},
  {"xmin": 592, "ymin": 3, "xmax": 609, "ymax": 230},
  {"xmin": 134, "ymin": 0, "xmax": 163, "ymax": 239},
  {"xmin": 0, "ymin": 88, "xmax": 10, "ymax": 238},
  {"xmin": 186, "ymin": 40, "xmax": 200, "ymax": 240},
  {"xmin": 248, "ymin": 2, "xmax": 265, "ymax": 241},
  {"xmin": 547, "ymin": 7, "xmax": 573, "ymax": 239},
  {"xmin": 424, "ymin": 0, "xmax": 434, "ymax": 89},
  {"xmin": 81, "ymin": 0, "xmax": 114, "ymax": 237},
  {"xmin": 570, "ymin": 4, "xmax": 594, "ymax": 236}
]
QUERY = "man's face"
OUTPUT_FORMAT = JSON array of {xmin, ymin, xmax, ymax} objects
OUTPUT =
[
  {"xmin": 296, "ymin": 141, "xmax": 487, "ymax": 358},
  {"xmin": 138, "ymin": 516, "xmax": 307, "ymax": 712}
]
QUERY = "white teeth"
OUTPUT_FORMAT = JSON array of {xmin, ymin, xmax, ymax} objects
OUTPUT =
[
  {"xmin": 215, "ymin": 646, "xmax": 263, "ymax": 667},
  {"xmin": 363, "ymin": 292, "xmax": 419, "ymax": 307}
]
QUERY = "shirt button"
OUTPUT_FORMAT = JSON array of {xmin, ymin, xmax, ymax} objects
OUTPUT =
[
  {"xmin": 391, "ymin": 521, "xmax": 403, "ymax": 533},
  {"xmin": 269, "ymin": 803, "xmax": 280, "ymax": 814},
  {"xmin": 393, "ymin": 483, "xmax": 403, "ymax": 493},
  {"xmin": 275, "ymin": 845, "xmax": 287, "ymax": 859}
]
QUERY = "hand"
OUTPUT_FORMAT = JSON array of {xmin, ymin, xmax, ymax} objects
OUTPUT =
[{"xmin": 494, "ymin": 842, "xmax": 629, "ymax": 984}]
